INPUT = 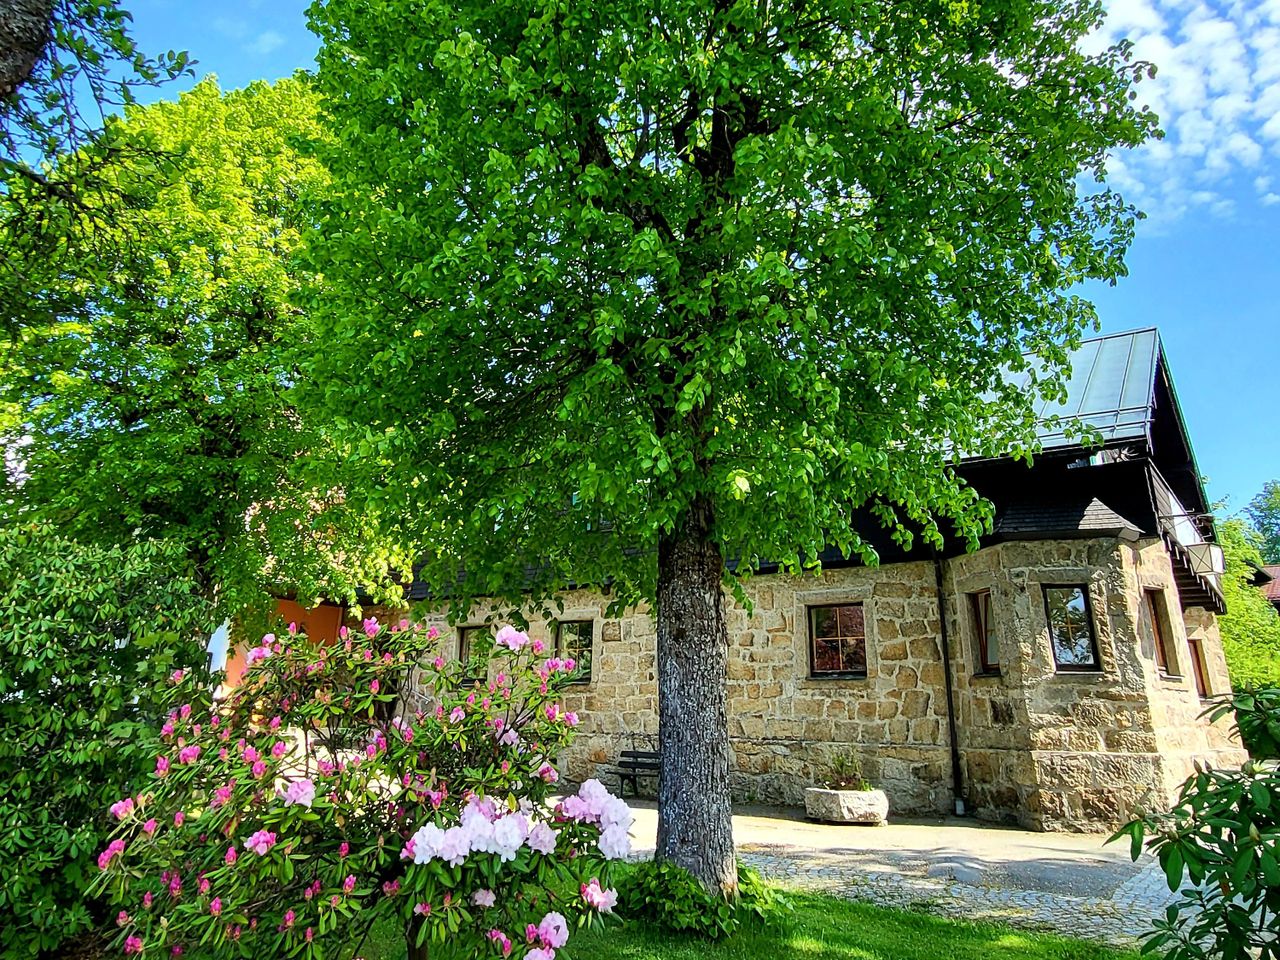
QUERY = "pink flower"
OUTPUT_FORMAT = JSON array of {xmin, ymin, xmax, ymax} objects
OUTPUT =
[
  {"xmin": 433, "ymin": 655, "xmax": 446, "ymax": 669},
  {"xmin": 161, "ymin": 720, "xmax": 175, "ymax": 737},
  {"xmin": 400, "ymin": 838, "xmax": 416, "ymax": 860},
  {"xmin": 173, "ymin": 811, "xmax": 185, "ymax": 827},
  {"xmin": 488, "ymin": 928, "xmax": 513, "ymax": 957},
  {"xmin": 495, "ymin": 625, "xmax": 529, "ymax": 651},
  {"xmin": 142, "ymin": 892, "xmax": 153, "ymax": 908},
  {"xmin": 210, "ymin": 897, "xmax": 222, "ymax": 917},
  {"xmin": 116, "ymin": 910, "xmax": 130, "ymax": 926},
  {"xmin": 155, "ymin": 756, "xmax": 170, "ymax": 777},
  {"xmin": 382, "ymin": 879, "xmax": 400, "ymax": 896},
  {"xmin": 581, "ymin": 878, "xmax": 617, "ymax": 913},
  {"xmin": 526, "ymin": 821, "xmax": 557, "ymax": 855},
  {"xmin": 305, "ymin": 927, "xmax": 314, "ymax": 943},
  {"xmin": 242, "ymin": 746, "xmax": 259, "ymax": 763},
  {"xmin": 281, "ymin": 779, "xmax": 316, "ymax": 807},
  {"xmin": 110, "ymin": 798, "xmax": 135, "ymax": 820},
  {"xmin": 179, "ymin": 703, "xmax": 192, "ymax": 720},
  {"xmin": 271, "ymin": 741, "xmax": 288, "ymax": 759},
  {"xmin": 531, "ymin": 639, "xmax": 546, "ymax": 654},
  {"xmin": 564, "ymin": 711, "xmax": 579, "ymax": 727},
  {"xmin": 338, "ymin": 842, "xmax": 349, "ymax": 858},
  {"xmin": 252, "ymin": 760, "xmax": 267, "ymax": 778},
  {"xmin": 339, "ymin": 625, "xmax": 349, "ymax": 639},
  {"xmin": 171, "ymin": 947, "xmax": 183, "ymax": 957},
  {"xmin": 142, "ymin": 818, "xmax": 157, "ymax": 836},
  {"xmin": 97, "ymin": 839, "xmax": 125, "ymax": 870},
  {"xmin": 177, "ymin": 745, "xmax": 199, "ymax": 764},
  {"xmin": 288, "ymin": 621, "xmax": 299, "ymax": 635},
  {"xmin": 170, "ymin": 669, "xmax": 185, "ymax": 684},
  {"xmin": 244, "ymin": 830, "xmax": 276, "ymax": 856},
  {"xmin": 369, "ymin": 679, "xmax": 380, "ymax": 695},
  {"xmin": 537, "ymin": 763, "xmax": 558, "ymax": 783},
  {"xmin": 198, "ymin": 877, "xmax": 210, "ymax": 895},
  {"xmin": 225, "ymin": 846, "xmax": 237, "ymax": 865},
  {"xmin": 449, "ymin": 706, "xmax": 465, "ymax": 723},
  {"xmin": 413, "ymin": 902, "xmax": 432, "ymax": 916},
  {"xmin": 269, "ymin": 715, "xmax": 282, "ymax": 730},
  {"xmin": 526, "ymin": 950, "xmax": 554, "ymax": 960},
  {"xmin": 537, "ymin": 912, "xmax": 569, "ymax": 949},
  {"xmin": 472, "ymin": 889, "xmax": 496, "ymax": 908},
  {"xmin": 342, "ymin": 875, "xmax": 356, "ymax": 894},
  {"xmin": 124, "ymin": 935, "xmax": 143, "ymax": 955},
  {"xmin": 363, "ymin": 618, "xmax": 379, "ymax": 638},
  {"xmin": 283, "ymin": 909, "xmax": 296, "ymax": 928}
]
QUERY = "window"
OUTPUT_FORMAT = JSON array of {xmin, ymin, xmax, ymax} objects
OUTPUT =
[
  {"xmin": 1187, "ymin": 636, "xmax": 1211, "ymax": 698},
  {"xmin": 1043, "ymin": 585, "xmax": 1101, "ymax": 671},
  {"xmin": 1139, "ymin": 589, "xmax": 1178, "ymax": 676},
  {"xmin": 556, "ymin": 620, "xmax": 593, "ymax": 684},
  {"xmin": 969, "ymin": 590, "xmax": 999, "ymax": 674},
  {"xmin": 457, "ymin": 625, "xmax": 488, "ymax": 683},
  {"xmin": 808, "ymin": 603, "xmax": 867, "ymax": 677}
]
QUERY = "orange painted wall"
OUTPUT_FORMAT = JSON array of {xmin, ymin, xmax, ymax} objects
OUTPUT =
[{"xmin": 222, "ymin": 600, "xmax": 344, "ymax": 689}]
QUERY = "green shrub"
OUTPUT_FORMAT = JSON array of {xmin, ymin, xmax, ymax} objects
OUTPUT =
[
  {"xmin": 0, "ymin": 523, "xmax": 212, "ymax": 958},
  {"xmin": 617, "ymin": 861, "xmax": 789, "ymax": 940},
  {"xmin": 1113, "ymin": 691, "xmax": 1280, "ymax": 959}
]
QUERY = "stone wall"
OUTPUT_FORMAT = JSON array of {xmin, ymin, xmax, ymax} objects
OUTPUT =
[{"xmin": 366, "ymin": 535, "xmax": 1244, "ymax": 832}]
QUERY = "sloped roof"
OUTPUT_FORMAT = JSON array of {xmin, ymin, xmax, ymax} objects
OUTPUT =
[
  {"xmin": 1006, "ymin": 328, "xmax": 1161, "ymax": 450},
  {"xmin": 992, "ymin": 494, "xmax": 1141, "ymax": 540},
  {"xmin": 1263, "ymin": 565, "xmax": 1280, "ymax": 603}
]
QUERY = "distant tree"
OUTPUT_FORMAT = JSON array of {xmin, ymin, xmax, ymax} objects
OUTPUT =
[
  {"xmin": 0, "ymin": 77, "xmax": 390, "ymax": 619},
  {"xmin": 1218, "ymin": 518, "xmax": 1280, "ymax": 689},
  {"xmin": 1246, "ymin": 480, "xmax": 1280, "ymax": 564},
  {"xmin": 304, "ymin": 0, "xmax": 1157, "ymax": 893}
]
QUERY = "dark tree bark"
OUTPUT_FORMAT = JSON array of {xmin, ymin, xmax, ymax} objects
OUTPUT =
[
  {"xmin": 655, "ymin": 492, "xmax": 738, "ymax": 894},
  {"xmin": 0, "ymin": 0, "xmax": 54, "ymax": 98}
]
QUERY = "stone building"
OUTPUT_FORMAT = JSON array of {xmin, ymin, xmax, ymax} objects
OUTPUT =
[{"xmin": 270, "ymin": 329, "xmax": 1246, "ymax": 832}]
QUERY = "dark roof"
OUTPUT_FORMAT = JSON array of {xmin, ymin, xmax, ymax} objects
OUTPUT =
[{"xmin": 991, "ymin": 495, "xmax": 1141, "ymax": 541}]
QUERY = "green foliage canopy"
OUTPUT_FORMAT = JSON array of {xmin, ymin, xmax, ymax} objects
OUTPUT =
[
  {"xmin": 1246, "ymin": 480, "xmax": 1280, "ymax": 565},
  {"xmin": 303, "ymin": 0, "xmax": 1158, "ymax": 611},
  {"xmin": 0, "ymin": 522, "xmax": 211, "ymax": 958},
  {"xmin": 1217, "ymin": 518, "xmax": 1280, "ymax": 690},
  {"xmin": 1, "ymin": 76, "xmax": 390, "ymax": 614}
]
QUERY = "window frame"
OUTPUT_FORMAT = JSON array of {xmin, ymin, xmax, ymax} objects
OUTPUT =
[
  {"xmin": 1141, "ymin": 588, "xmax": 1180, "ymax": 678},
  {"xmin": 456, "ymin": 624, "xmax": 488, "ymax": 683},
  {"xmin": 555, "ymin": 619, "xmax": 594, "ymax": 685},
  {"xmin": 969, "ymin": 589, "xmax": 1000, "ymax": 675},
  {"xmin": 806, "ymin": 602, "xmax": 868, "ymax": 679},
  {"xmin": 1187, "ymin": 636, "xmax": 1211, "ymax": 698},
  {"xmin": 1042, "ymin": 584, "xmax": 1102, "ymax": 673}
]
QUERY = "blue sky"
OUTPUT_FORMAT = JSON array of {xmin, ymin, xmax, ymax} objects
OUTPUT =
[{"xmin": 123, "ymin": 0, "xmax": 1279, "ymax": 514}]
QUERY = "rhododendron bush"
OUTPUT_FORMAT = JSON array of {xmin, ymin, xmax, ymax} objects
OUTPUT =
[{"xmin": 94, "ymin": 620, "xmax": 628, "ymax": 959}]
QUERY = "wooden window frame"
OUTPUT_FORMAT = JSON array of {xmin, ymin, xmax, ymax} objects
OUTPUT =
[
  {"xmin": 1042, "ymin": 584, "xmax": 1102, "ymax": 672},
  {"xmin": 456, "ymin": 625, "xmax": 488, "ymax": 683},
  {"xmin": 969, "ymin": 589, "xmax": 1000, "ymax": 675},
  {"xmin": 807, "ymin": 603, "xmax": 868, "ymax": 679},
  {"xmin": 1142, "ymin": 589, "xmax": 1180, "ymax": 678},
  {"xmin": 1187, "ymin": 636, "xmax": 1211, "ymax": 698},
  {"xmin": 555, "ymin": 619, "xmax": 593, "ymax": 685}
]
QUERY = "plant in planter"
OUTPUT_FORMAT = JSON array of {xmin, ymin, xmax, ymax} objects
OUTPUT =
[{"xmin": 804, "ymin": 753, "xmax": 889, "ymax": 825}]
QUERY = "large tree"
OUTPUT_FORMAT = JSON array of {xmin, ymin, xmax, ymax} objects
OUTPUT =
[
  {"xmin": 304, "ymin": 0, "xmax": 1156, "ymax": 891},
  {"xmin": 0, "ymin": 77, "xmax": 382, "ymax": 618},
  {"xmin": 1217, "ymin": 518, "xmax": 1280, "ymax": 689},
  {"xmin": 1246, "ymin": 480, "xmax": 1280, "ymax": 564}
]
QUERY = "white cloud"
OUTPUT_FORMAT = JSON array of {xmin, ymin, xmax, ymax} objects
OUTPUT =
[
  {"xmin": 247, "ymin": 31, "xmax": 286, "ymax": 56},
  {"xmin": 1092, "ymin": 0, "xmax": 1280, "ymax": 222}
]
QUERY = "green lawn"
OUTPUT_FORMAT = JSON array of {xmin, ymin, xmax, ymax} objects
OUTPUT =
[{"xmin": 370, "ymin": 892, "xmax": 1139, "ymax": 960}]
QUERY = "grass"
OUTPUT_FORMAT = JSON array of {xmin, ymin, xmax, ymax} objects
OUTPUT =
[{"xmin": 368, "ymin": 891, "xmax": 1140, "ymax": 960}]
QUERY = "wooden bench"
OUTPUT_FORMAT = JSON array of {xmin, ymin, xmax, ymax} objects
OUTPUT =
[{"xmin": 612, "ymin": 749, "xmax": 661, "ymax": 798}]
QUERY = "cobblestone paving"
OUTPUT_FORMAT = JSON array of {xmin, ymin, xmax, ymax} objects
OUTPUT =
[{"xmin": 636, "ymin": 843, "xmax": 1178, "ymax": 948}]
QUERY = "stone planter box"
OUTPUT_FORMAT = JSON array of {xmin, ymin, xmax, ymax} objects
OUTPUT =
[{"xmin": 804, "ymin": 787, "xmax": 889, "ymax": 825}]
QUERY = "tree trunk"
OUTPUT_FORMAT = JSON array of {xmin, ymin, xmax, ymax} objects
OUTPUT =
[
  {"xmin": 0, "ymin": 0, "xmax": 54, "ymax": 98},
  {"xmin": 406, "ymin": 919, "xmax": 429, "ymax": 960},
  {"xmin": 655, "ymin": 492, "xmax": 738, "ymax": 895}
]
